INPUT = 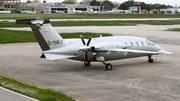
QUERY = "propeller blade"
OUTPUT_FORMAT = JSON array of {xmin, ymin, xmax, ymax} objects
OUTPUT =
[
  {"xmin": 87, "ymin": 36, "xmax": 92, "ymax": 46},
  {"xmin": 80, "ymin": 35, "xmax": 86, "ymax": 45}
]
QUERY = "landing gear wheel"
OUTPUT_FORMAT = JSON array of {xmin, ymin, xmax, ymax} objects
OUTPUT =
[
  {"xmin": 84, "ymin": 61, "xmax": 91, "ymax": 66},
  {"xmin": 148, "ymin": 59, "xmax": 154, "ymax": 63},
  {"xmin": 106, "ymin": 63, "xmax": 112, "ymax": 70}
]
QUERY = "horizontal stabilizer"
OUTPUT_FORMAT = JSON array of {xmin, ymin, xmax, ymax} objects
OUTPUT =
[
  {"xmin": 44, "ymin": 54, "xmax": 77, "ymax": 60},
  {"xmin": 109, "ymin": 49, "xmax": 159, "ymax": 54},
  {"xmin": 16, "ymin": 18, "xmax": 50, "ymax": 24}
]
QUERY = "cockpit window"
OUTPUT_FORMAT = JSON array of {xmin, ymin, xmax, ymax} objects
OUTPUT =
[{"xmin": 146, "ymin": 40, "xmax": 155, "ymax": 46}]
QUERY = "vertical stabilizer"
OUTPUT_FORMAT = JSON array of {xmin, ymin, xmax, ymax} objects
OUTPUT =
[{"xmin": 16, "ymin": 18, "xmax": 66, "ymax": 51}]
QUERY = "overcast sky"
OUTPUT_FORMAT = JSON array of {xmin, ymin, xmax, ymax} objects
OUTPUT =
[{"xmin": 23, "ymin": 0, "xmax": 179, "ymax": 7}]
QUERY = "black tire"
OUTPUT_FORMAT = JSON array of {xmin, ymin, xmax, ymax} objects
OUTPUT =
[
  {"xmin": 148, "ymin": 59, "xmax": 154, "ymax": 63},
  {"xmin": 106, "ymin": 63, "xmax": 112, "ymax": 70},
  {"xmin": 84, "ymin": 61, "xmax": 91, "ymax": 66}
]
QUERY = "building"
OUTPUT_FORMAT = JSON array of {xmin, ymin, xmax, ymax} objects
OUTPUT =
[
  {"xmin": 0, "ymin": 0, "xmax": 28, "ymax": 11},
  {"xmin": 0, "ymin": 0, "xmax": 20, "ymax": 11},
  {"xmin": 43, "ymin": 3, "xmax": 91, "ymax": 14},
  {"xmin": 160, "ymin": 8, "xmax": 180, "ymax": 14},
  {"xmin": 0, "ymin": 0, "xmax": 40, "ymax": 12},
  {"xmin": 0, "ymin": 1, "xmax": 97, "ymax": 14}
]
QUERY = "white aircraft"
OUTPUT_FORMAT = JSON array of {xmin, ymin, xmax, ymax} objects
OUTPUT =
[
  {"xmin": 73, "ymin": 8, "xmax": 82, "ymax": 14},
  {"xmin": 16, "ymin": 18, "xmax": 172, "ymax": 70},
  {"xmin": 21, "ymin": 11, "xmax": 36, "ymax": 14}
]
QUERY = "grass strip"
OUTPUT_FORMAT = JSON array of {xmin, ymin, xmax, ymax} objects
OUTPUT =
[
  {"xmin": 0, "ymin": 29, "xmax": 37, "ymax": 43},
  {"xmin": 61, "ymin": 32, "xmax": 112, "ymax": 39},
  {"xmin": 1, "ymin": 20, "xmax": 180, "ymax": 27},
  {"xmin": 0, "ymin": 14, "xmax": 180, "ymax": 19},
  {"xmin": 0, "ymin": 29, "xmax": 112, "ymax": 43},
  {"xmin": 0, "ymin": 75, "xmax": 74, "ymax": 101},
  {"xmin": 51, "ymin": 20, "xmax": 180, "ymax": 26},
  {"xmin": 166, "ymin": 28, "xmax": 180, "ymax": 31}
]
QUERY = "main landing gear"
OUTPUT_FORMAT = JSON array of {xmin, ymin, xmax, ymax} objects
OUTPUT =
[
  {"xmin": 84, "ymin": 60, "xmax": 113, "ymax": 70},
  {"xmin": 101, "ymin": 61, "xmax": 112, "ymax": 70},
  {"xmin": 84, "ymin": 61, "xmax": 91, "ymax": 66},
  {"xmin": 148, "ymin": 55, "xmax": 154, "ymax": 63}
]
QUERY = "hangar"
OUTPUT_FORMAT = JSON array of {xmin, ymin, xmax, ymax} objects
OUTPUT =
[
  {"xmin": 26, "ymin": 3, "xmax": 91, "ymax": 14},
  {"xmin": 43, "ymin": 3, "xmax": 91, "ymax": 14}
]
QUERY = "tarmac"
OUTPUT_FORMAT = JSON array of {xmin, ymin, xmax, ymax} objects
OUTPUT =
[
  {"xmin": 0, "ymin": 87, "xmax": 38, "ymax": 101},
  {"xmin": 1, "ymin": 25, "xmax": 180, "ymax": 101}
]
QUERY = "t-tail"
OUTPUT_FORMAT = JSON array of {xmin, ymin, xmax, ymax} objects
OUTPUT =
[{"xmin": 16, "ymin": 18, "xmax": 66, "ymax": 51}]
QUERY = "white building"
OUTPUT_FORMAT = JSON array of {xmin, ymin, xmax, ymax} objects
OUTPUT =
[
  {"xmin": 43, "ymin": 3, "xmax": 91, "ymax": 14},
  {"xmin": 129, "ymin": 6, "xmax": 141, "ymax": 13},
  {"xmin": 26, "ymin": 3, "xmax": 91, "ymax": 14},
  {"xmin": 160, "ymin": 8, "xmax": 180, "ymax": 14}
]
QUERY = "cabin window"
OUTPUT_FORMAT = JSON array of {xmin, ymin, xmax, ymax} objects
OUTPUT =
[
  {"xmin": 136, "ymin": 42, "xmax": 139, "ymax": 46},
  {"xmin": 146, "ymin": 40, "xmax": 155, "ymax": 46},
  {"xmin": 141, "ymin": 41, "xmax": 144, "ymax": 46},
  {"xmin": 130, "ymin": 42, "xmax": 133, "ymax": 47}
]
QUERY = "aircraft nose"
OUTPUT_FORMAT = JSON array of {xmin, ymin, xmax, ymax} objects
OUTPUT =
[{"xmin": 156, "ymin": 44, "xmax": 163, "ymax": 51}]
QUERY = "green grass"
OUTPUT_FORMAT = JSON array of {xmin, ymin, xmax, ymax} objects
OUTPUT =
[
  {"xmin": 1, "ymin": 20, "xmax": 180, "ymax": 27},
  {"xmin": 0, "ymin": 29, "xmax": 112, "ymax": 43},
  {"xmin": 0, "ymin": 14, "xmax": 180, "ymax": 19},
  {"xmin": 0, "ymin": 22, "xmax": 30, "ymax": 27},
  {"xmin": 51, "ymin": 21, "xmax": 180, "ymax": 26},
  {"xmin": 51, "ymin": 21, "xmax": 136, "ymax": 26},
  {"xmin": 0, "ymin": 29, "xmax": 37, "ymax": 43},
  {"xmin": 0, "ymin": 75, "xmax": 74, "ymax": 101},
  {"xmin": 61, "ymin": 32, "xmax": 112, "ymax": 39},
  {"xmin": 166, "ymin": 28, "xmax": 180, "ymax": 31}
]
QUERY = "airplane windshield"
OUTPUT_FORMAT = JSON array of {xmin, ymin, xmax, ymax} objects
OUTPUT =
[{"xmin": 146, "ymin": 40, "xmax": 155, "ymax": 46}]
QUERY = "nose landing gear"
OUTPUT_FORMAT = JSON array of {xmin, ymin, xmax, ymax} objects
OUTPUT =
[{"xmin": 148, "ymin": 55, "xmax": 154, "ymax": 63}]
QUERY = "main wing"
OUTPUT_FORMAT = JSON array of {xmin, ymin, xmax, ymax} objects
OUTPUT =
[
  {"xmin": 109, "ymin": 49, "xmax": 158, "ymax": 54},
  {"xmin": 106, "ymin": 49, "xmax": 172, "ymax": 55}
]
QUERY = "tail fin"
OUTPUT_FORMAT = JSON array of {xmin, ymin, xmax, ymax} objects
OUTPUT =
[{"xmin": 16, "ymin": 18, "xmax": 65, "ymax": 51}]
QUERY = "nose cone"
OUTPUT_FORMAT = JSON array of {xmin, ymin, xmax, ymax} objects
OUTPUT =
[
  {"xmin": 155, "ymin": 44, "xmax": 164, "ymax": 51},
  {"xmin": 156, "ymin": 44, "xmax": 173, "ymax": 54}
]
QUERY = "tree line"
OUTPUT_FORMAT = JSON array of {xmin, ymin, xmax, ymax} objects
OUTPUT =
[
  {"xmin": 119, "ymin": 1, "xmax": 173, "ymax": 11},
  {"xmin": 27, "ymin": 0, "xmax": 174, "ymax": 11},
  {"xmin": 61, "ymin": 0, "xmax": 174, "ymax": 11}
]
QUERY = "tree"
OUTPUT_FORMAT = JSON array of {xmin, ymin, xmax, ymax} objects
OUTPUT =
[
  {"xmin": 140, "ymin": 2, "xmax": 147, "ymax": 10},
  {"xmin": 101, "ymin": 0, "xmax": 114, "ymax": 10},
  {"xmin": 119, "ymin": 1, "xmax": 134, "ymax": 10},
  {"xmin": 27, "ymin": 0, "xmax": 31, "ymax": 3},
  {"xmin": 118, "ymin": 0, "xmax": 172, "ymax": 12},
  {"xmin": 62, "ymin": 0, "xmax": 77, "ymax": 4},
  {"xmin": 159, "ymin": 4, "xmax": 167, "ymax": 9},
  {"xmin": 98, "ymin": 0, "xmax": 104, "ymax": 4},
  {"xmin": 146, "ymin": 4, "xmax": 152, "ymax": 12},
  {"xmin": 80, "ymin": 0, "xmax": 92, "ymax": 4},
  {"xmin": 119, "ymin": 3, "xmax": 128, "ymax": 10},
  {"xmin": 113, "ymin": 1, "xmax": 120, "ymax": 8},
  {"xmin": 90, "ymin": 0, "xmax": 101, "ymax": 6},
  {"xmin": 43, "ymin": 0, "xmax": 46, "ymax": 3}
]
